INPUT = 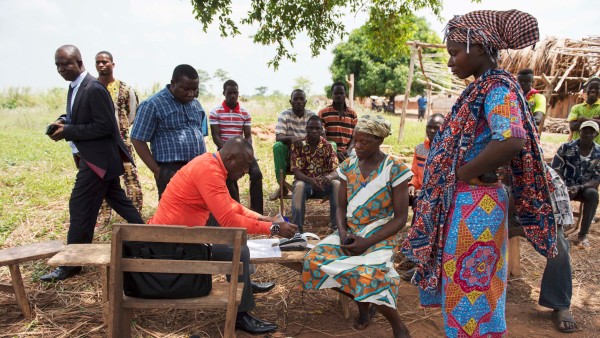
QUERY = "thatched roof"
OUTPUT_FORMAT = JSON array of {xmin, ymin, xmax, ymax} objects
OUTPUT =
[
  {"xmin": 408, "ymin": 37, "xmax": 600, "ymax": 109},
  {"xmin": 500, "ymin": 36, "xmax": 600, "ymax": 104}
]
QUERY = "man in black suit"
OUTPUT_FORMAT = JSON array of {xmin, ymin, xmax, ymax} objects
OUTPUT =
[{"xmin": 41, "ymin": 45, "xmax": 144, "ymax": 282}]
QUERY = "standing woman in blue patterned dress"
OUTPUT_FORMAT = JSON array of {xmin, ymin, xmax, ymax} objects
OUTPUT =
[{"xmin": 402, "ymin": 10, "xmax": 557, "ymax": 337}]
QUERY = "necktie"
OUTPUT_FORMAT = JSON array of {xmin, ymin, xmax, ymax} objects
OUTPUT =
[{"xmin": 66, "ymin": 85, "xmax": 74, "ymax": 123}]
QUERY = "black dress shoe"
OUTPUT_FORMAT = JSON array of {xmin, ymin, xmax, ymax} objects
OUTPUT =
[
  {"xmin": 39, "ymin": 267, "xmax": 80, "ymax": 282},
  {"xmin": 235, "ymin": 312, "xmax": 277, "ymax": 334},
  {"xmin": 251, "ymin": 281, "xmax": 275, "ymax": 294}
]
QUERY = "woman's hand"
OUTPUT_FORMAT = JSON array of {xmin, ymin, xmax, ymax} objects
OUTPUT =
[
  {"xmin": 340, "ymin": 233, "xmax": 370, "ymax": 256},
  {"xmin": 456, "ymin": 166, "xmax": 498, "ymax": 186}
]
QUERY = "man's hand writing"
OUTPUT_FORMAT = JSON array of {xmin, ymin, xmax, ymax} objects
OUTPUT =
[{"xmin": 278, "ymin": 222, "xmax": 298, "ymax": 238}]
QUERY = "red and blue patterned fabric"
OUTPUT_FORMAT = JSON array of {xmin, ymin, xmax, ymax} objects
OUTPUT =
[{"xmin": 402, "ymin": 68, "xmax": 557, "ymax": 336}]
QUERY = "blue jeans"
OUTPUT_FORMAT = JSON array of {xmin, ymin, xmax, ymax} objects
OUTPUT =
[
  {"xmin": 291, "ymin": 179, "xmax": 340, "ymax": 233},
  {"xmin": 539, "ymin": 227, "xmax": 572, "ymax": 310}
]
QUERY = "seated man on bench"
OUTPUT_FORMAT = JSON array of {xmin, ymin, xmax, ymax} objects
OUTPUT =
[
  {"xmin": 290, "ymin": 115, "xmax": 340, "ymax": 232},
  {"xmin": 551, "ymin": 120, "xmax": 600, "ymax": 247},
  {"xmin": 507, "ymin": 165, "xmax": 578, "ymax": 333},
  {"xmin": 148, "ymin": 137, "xmax": 297, "ymax": 334}
]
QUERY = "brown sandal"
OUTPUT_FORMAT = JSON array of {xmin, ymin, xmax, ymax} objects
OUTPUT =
[{"xmin": 353, "ymin": 304, "xmax": 378, "ymax": 330}]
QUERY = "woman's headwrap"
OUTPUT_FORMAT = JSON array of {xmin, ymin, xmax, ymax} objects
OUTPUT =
[
  {"xmin": 444, "ymin": 10, "xmax": 539, "ymax": 56},
  {"xmin": 355, "ymin": 114, "xmax": 391, "ymax": 138}
]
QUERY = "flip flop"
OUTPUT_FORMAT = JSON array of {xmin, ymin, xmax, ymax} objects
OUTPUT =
[
  {"xmin": 581, "ymin": 238, "xmax": 590, "ymax": 248},
  {"xmin": 353, "ymin": 304, "xmax": 378, "ymax": 330},
  {"xmin": 552, "ymin": 309, "xmax": 578, "ymax": 333}
]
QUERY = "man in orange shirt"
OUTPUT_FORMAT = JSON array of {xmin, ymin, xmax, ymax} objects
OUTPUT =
[
  {"xmin": 149, "ymin": 137, "xmax": 297, "ymax": 334},
  {"xmin": 408, "ymin": 113, "xmax": 445, "ymax": 204}
]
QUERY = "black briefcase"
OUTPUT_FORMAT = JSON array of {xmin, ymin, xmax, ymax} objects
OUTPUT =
[{"xmin": 122, "ymin": 241, "xmax": 212, "ymax": 299}]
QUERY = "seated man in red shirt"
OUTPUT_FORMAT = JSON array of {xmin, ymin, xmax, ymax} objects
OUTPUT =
[{"xmin": 148, "ymin": 137, "xmax": 297, "ymax": 334}]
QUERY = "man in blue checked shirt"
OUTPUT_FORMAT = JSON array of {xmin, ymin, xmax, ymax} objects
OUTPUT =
[{"xmin": 131, "ymin": 64, "xmax": 208, "ymax": 199}]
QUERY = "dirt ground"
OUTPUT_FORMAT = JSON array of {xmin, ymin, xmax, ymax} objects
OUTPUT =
[
  {"xmin": 1, "ymin": 199, "xmax": 599, "ymax": 337},
  {"xmin": 1, "ymin": 131, "xmax": 599, "ymax": 337}
]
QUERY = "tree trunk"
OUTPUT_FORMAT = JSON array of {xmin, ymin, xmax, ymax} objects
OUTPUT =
[{"xmin": 346, "ymin": 74, "xmax": 355, "ymax": 109}]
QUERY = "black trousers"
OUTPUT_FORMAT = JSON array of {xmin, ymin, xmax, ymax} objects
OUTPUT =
[
  {"xmin": 64, "ymin": 160, "xmax": 143, "ymax": 270},
  {"xmin": 155, "ymin": 161, "xmax": 188, "ymax": 200},
  {"xmin": 211, "ymin": 244, "xmax": 254, "ymax": 312},
  {"xmin": 68, "ymin": 160, "xmax": 144, "ymax": 245},
  {"xmin": 573, "ymin": 187, "xmax": 599, "ymax": 237}
]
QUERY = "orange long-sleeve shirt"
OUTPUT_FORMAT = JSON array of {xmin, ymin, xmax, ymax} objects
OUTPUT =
[
  {"xmin": 148, "ymin": 152, "xmax": 272, "ymax": 235},
  {"xmin": 408, "ymin": 138, "xmax": 430, "ymax": 190}
]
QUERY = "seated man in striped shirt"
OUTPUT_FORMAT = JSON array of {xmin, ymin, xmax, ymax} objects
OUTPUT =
[
  {"xmin": 209, "ymin": 80, "xmax": 263, "ymax": 214},
  {"xmin": 270, "ymin": 89, "xmax": 316, "ymax": 200},
  {"xmin": 318, "ymin": 82, "xmax": 357, "ymax": 162}
]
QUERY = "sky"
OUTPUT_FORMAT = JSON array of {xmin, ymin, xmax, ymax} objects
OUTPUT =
[{"xmin": 0, "ymin": 0, "xmax": 597, "ymax": 96}]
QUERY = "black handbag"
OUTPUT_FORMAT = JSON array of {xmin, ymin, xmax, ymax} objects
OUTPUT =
[{"xmin": 122, "ymin": 241, "xmax": 212, "ymax": 299}]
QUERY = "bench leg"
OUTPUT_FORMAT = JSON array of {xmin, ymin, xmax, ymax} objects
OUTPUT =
[
  {"xmin": 338, "ymin": 293, "xmax": 350, "ymax": 319},
  {"xmin": 9, "ymin": 264, "xmax": 32, "ymax": 318},
  {"xmin": 508, "ymin": 237, "xmax": 521, "ymax": 277},
  {"xmin": 101, "ymin": 266, "xmax": 110, "ymax": 326}
]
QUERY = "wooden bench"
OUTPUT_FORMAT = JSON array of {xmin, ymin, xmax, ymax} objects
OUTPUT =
[
  {"xmin": 47, "ymin": 237, "xmax": 352, "ymax": 325},
  {"xmin": 109, "ymin": 224, "xmax": 246, "ymax": 338},
  {"xmin": 47, "ymin": 244, "xmax": 111, "ymax": 322},
  {"xmin": 0, "ymin": 240, "xmax": 64, "ymax": 317}
]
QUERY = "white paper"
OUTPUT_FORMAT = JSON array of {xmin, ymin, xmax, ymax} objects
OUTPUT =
[{"xmin": 248, "ymin": 238, "xmax": 282, "ymax": 259}]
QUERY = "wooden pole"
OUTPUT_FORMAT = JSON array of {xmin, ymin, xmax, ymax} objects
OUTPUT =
[
  {"xmin": 279, "ymin": 168, "xmax": 285, "ymax": 217},
  {"xmin": 398, "ymin": 46, "xmax": 417, "ymax": 141},
  {"xmin": 346, "ymin": 74, "xmax": 355, "ymax": 109},
  {"xmin": 426, "ymin": 84, "xmax": 432, "ymax": 118}
]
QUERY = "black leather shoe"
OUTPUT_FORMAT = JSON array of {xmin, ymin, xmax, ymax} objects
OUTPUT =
[
  {"xmin": 39, "ymin": 267, "xmax": 80, "ymax": 282},
  {"xmin": 235, "ymin": 312, "xmax": 277, "ymax": 334},
  {"xmin": 251, "ymin": 281, "xmax": 275, "ymax": 294}
]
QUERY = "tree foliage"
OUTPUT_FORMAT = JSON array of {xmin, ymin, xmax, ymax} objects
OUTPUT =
[
  {"xmin": 254, "ymin": 86, "xmax": 268, "ymax": 96},
  {"xmin": 329, "ymin": 14, "xmax": 442, "ymax": 99},
  {"xmin": 196, "ymin": 69, "xmax": 212, "ymax": 96},
  {"xmin": 293, "ymin": 76, "xmax": 313, "ymax": 96},
  {"xmin": 213, "ymin": 68, "xmax": 230, "ymax": 83},
  {"xmin": 190, "ymin": 0, "xmax": 457, "ymax": 69}
]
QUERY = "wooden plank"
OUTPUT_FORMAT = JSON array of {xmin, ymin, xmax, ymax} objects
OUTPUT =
[
  {"xmin": 48, "ymin": 244, "xmax": 110, "ymax": 266},
  {"xmin": 122, "ymin": 283, "xmax": 243, "ymax": 309},
  {"xmin": 116, "ymin": 224, "xmax": 247, "ymax": 246},
  {"xmin": 338, "ymin": 293, "xmax": 350, "ymax": 319},
  {"xmin": 121, "ymin": 259, "xmax": 241, "ymax": 275},
  {"xmin": 398, "ymin": 46, "xmax": 417, "ymax": 141},
  {"xmin": 406, "ymin": 40, "xmax": 446, "ymax": 49},
  {"xmin": 507, "ymin": 237, "xmax": 521, "ymax": 277},
  {"xmin": 554, "ymin": 58, "xmax": 579, "ymax": 92},
  {"xmin": 0, "ymin": 240, "xmax": 64, "ymax": 266},
  {"xmin": 9, "ymin": 264, "xmax": 32, "ymax": 318},
  {"xmin": 100, "ymin": 266, "xmax": 110, "ymax": 326}
]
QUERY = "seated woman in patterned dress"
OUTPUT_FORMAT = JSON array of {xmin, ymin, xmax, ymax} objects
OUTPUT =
[{"xmin": 302, "ymin": 115, "xmax": 412, "ymax": 338}]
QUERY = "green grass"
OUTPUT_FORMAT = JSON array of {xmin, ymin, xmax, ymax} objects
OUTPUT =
[{"xmin": 0, "ymin": 88, "xmax": 569, "ymax": 246}]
